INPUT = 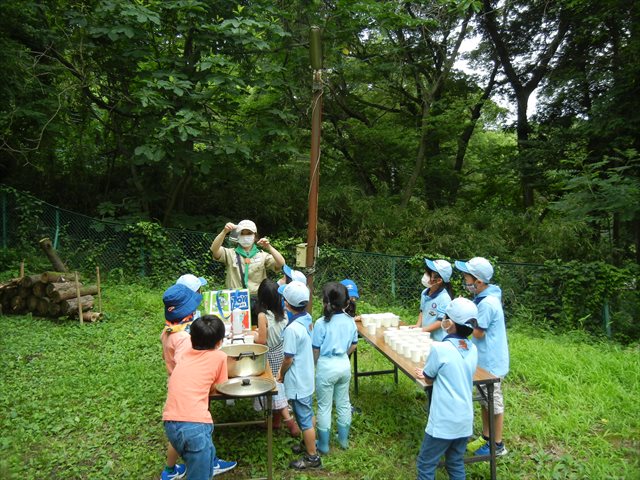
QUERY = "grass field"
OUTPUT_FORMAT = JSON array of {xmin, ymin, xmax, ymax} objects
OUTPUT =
[{"xmin": 1, "ymin": 282, "xmax": 638, "ymax": 479}]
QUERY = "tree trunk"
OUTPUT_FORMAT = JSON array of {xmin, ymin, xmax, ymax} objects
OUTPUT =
[
  {"xmin": 38, "ymin": 238, "xmax": 68, "ymax": 272},
  {"xmin": 60, "ymin": 295, "xmax": 94, "ymax": 315},
  {"xmin": 27, "ymin": 295, "xmax": 40, "ymax": 312},
  {"xmin": 41, "ymin": 272, "xmax": 71, "ymax": 283},
  {"xmin": 48, "ymin": 301, "xmax": 62, "ymax": 317},
  {"xmin": 32, "ymin": 282, "xmax": 47, "ymax": 298},
  {"xmin": 20, "ymin": 275, "xmax": 41, "ymax": 288},
  {"xmin": 51, "ymin": 285, "xmax": 98, "ymax": 302},
  {"xmin": 37, "ymin": 297, "xmax": 51, "ymax": 316}
]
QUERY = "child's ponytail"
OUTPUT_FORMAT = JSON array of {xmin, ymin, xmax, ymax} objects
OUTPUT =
[{"xmin": 322, "ymin": 282, "xmax": 349, "ymax": 322}]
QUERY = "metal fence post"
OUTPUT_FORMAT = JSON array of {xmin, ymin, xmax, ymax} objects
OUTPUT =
[
  {"xmin": 53, "ymin": 208, "xmax": 60, "ymax": 250},
  {"xmin": 1, "ymin": 191, "xmax": 6, "ymax": 249},
  {"xmin": 391, "ymin": 258, "xmax": 397, "ymax": 300},
  {"xmin": 603, "ymin": 298, "xmax": 611, "ymax": 338}
]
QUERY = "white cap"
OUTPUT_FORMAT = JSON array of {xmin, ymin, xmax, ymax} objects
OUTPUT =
[
  {"xmin": 454, "ymin": 257, "xmax": 494, "ymax": 283},
  {"xmin": 279, "ymin": 281, "xmax": 309, "ymax": 308},
  {"xmin": 176, "ymin": 274, "xmax": 208, "ymax": 292},
  {"xmin": 236, "ymin": 219, "xmax": 257, "ymax": 233},
  {"xmin": 445, "ymin": 297, "xmax": 478, "ymax": 325},
  {"xmin": 283, "ymin": 265, "xmax": 307, "ymax": 285},
  {"xmin": 424, "ymin": 258, "xmax": 452, "ymax": 283}
]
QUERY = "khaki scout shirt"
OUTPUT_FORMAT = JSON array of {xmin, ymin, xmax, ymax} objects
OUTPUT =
[{"xmin": 214, "ymin": 246, "xmax": 279, "ymax": 295}]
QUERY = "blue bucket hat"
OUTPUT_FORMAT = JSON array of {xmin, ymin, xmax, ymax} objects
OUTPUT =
[
  {"xmin": 163, "ymin": 284, "xmax": 203, "ymax": 322},
  {"xmin": 340, "ymin": 279, "xmax": 359, "ymax": 299}
]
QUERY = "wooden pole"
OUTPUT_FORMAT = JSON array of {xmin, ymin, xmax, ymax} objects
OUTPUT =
[
  {"xmin": 96, "ymin": 266, "xmax": 102, "ymax": 312},
  {"xmin": 305, "ymin": 26, "xmax": 323, "ymax": 313},
  {"xmin": 75, "ymin": 271, "xmax": 83, "ymax": 325}
]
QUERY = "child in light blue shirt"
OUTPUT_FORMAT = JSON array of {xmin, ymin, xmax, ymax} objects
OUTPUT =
[
  {"xmin": 414, "ymin": 298, "xmax": 478, "ymax": 480},
  {"xmin": 414, "ymin": 258, "xmax": 453, "ymax": 341},
  {"xmin": 312, "ymin": 282, "xmax": 358, "ymax": 454},
  {"xmin": 455, "ymin": 257, "xmax": 509, "ymax": 457},
  {"xmin": 277, "ymin": 281, "xmax": 322, "ymax": 470}
]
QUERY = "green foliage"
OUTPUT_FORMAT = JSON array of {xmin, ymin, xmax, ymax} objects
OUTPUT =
[
  {"xmin": 0, "ymin": 283, "xmax": 638, "ymax": 479},
  {"xmin": 511, "ymin": 260, "xmax": 639, "ymax": 341}
]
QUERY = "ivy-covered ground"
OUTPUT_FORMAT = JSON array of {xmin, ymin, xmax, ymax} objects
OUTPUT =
[{"xmin": 1, "ymin": 283, "xmax": 638, "ymax": 479}]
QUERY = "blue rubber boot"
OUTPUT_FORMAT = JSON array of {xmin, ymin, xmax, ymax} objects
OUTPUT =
[
  {"xmin": 337, "ymin": 423, "xmax": 350, "ymax": 449},
  {"xmin": 317, "ymin": 429, "xmax": 330, "ymax": 455}
]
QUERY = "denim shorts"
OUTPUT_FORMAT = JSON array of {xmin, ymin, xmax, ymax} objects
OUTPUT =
[
  {"xmin": 290, "ymin": 395, "xmax": 314, "ymax": 431},
  {"xmin": 164, "ymin": 421, "xmax": 216, "ymax": 480}
]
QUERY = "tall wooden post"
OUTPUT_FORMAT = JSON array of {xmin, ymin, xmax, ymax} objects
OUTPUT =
[{"xmin": 306, "ymin": 26, "xmax": 323, "ymax": 312}]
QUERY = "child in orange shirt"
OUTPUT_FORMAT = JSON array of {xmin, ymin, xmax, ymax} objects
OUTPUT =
[
  {"xmin": 160, "ymin": 283, "xmax": 202, "ymax": 479},
  {"xmin": 163, "ymin": 315, "xmax": 237, "ymax": 479}
]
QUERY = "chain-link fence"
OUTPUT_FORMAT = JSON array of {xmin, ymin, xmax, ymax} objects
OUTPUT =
[{"xmin": 2, "ymin": 185, "xmax": 637, "ymax": 341}]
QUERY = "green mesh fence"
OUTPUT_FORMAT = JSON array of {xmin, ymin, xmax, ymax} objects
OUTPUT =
[{"xmin": 1, "ymin": 186, "xmax": 637, "ymax": 340}]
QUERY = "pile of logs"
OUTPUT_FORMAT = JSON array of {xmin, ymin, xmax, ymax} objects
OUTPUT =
[{"xmin": 0, "ymin": 271, "xmax": 102, "ymax": 322}]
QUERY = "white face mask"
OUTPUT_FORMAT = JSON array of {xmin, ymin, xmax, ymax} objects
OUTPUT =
[
  {"xmin": 464, "ymin": 282, "xmax": 477, "ymax": 294},
  {"xmin": 441, "ymin": 317, "xmax": 453, "ymax": 335},
  {"xmin": 421, "ymin": 273, "xmax": 431, "ymax": 288},
  {"xmin": 238, "ymin": 234, "xmax": 255, "ymax": 247}
]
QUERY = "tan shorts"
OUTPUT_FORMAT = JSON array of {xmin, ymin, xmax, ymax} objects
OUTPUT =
[{"xmin": 476, "ymin": 380, "xmax": 504, "ymax": 415}]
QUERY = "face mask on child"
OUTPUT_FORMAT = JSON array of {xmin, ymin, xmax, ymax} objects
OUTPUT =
[
  {"xmin": 238, "ymin": 234, "xmax": 255, "ymax": 247},
  {"xmin": 421, "ymin": 273, "xmax": 431, "ymax": 288},
  {"xmin": 441, "ymin": 317, "xmax": 453, "ymax": 335},
  {"xmin": 464, "ymin": 281, "xmax": 477, "ymax": 294}
]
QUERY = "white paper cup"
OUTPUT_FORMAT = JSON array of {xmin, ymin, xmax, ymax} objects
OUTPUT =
[
  {"xmin": 244, "ymin": 335, "xmax": 254, "ymax": 344},
  {"xmin": 367, "ymin": 323, "xmax": 377, "ymax": 335},
  {"xmin": 382, "ymin": 316, "xmax": 391, "ymax": 327},
  {"xmin": 390, "ymin": 317, "xmax": 399, "ymax": 327},
  {"xmin": 411, "ymin": 348, "xmax": 421, "ymax": 363}
]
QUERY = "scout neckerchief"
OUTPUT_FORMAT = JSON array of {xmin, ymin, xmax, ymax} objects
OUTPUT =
[
  {"xmin": 235, "ymin": 244, "xmax": 259, "ymax": 288},
  {"xmin": 164, "ymin": 313, "xmax": 194, "ymax": 333}
]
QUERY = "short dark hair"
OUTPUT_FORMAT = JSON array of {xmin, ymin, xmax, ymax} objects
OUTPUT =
[
  {"xmin": 190, "ymin": 315, "xmax": 225, "ymax": 350},
  {"xmin": 455, "ymin": 321, "xmax": 474, "ymax": 338}
]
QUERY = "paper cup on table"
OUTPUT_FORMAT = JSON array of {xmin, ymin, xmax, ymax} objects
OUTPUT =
[
  {"xmin": 390, "ymin": 316, "xmax": 399, "ymax": 327},
  {"xmin": 367, "ymin": 323, "xmax": 377, "ymax": 336},
  {"xmin": 244, "ymin": 335, "xmax": 254, "ymax": 344},
  {"xmin": 400, "ymin": 325, "xmax": 410, "ymax": 331},
  {"xmin": 382, "ymin": 316, "xmax": 391, "ymax": 327},
  {"xmin": 411, "ymin": 348, "xmax": 422, "ymax": 363}
]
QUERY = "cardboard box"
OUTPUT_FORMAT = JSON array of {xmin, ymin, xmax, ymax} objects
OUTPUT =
[{"xmin": 202, "ymin": 289, "xmax": 251, "ymax": 330}]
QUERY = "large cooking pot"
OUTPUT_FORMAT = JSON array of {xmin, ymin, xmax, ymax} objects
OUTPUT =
[{"xmin": 221, "ymin": 344, "xmax": 269, "ymax": 377}]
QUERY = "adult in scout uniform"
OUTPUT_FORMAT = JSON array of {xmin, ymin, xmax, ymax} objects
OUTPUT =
[{"xmin": 210, "ymin": 219, "xmax": 285, "ymax": 296}]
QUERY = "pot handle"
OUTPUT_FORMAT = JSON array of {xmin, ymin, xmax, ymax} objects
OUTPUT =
[{"xmin": 237, "ymin": 351, "xmax": 257, "ymax": 360}]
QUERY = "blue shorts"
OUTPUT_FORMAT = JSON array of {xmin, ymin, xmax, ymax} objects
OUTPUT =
[
  {"xmin": 290, "ymin": 395, "xmax": 314, "ymax": 431},
  {"xmin": 164, "ymin": 421, "xmax": 216, "ymax": 480}
]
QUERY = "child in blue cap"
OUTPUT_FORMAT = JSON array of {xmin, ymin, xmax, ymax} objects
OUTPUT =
[
  {"xmin": 414, "ymin": 297, "xmax": 479, "ymax": 480},
  {"xmin": 413, "ymin": 259, "xmax": 453, "ymax": 341},
  {"xmin": 160, "ymin": 283, "xmax": 203, "ymax": 480},
  {"xmin": 340, "ymin": 279, "xmax": 360, "ymax": 322},
  {"xmin": 455, "ymin": 257, "xmax": 509, "ymax": 457}
]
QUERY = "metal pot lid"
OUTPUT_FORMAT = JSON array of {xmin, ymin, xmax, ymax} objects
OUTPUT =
[{"xmin": 216, "ymin": 377, "xmax": 276, "ymax": 397}]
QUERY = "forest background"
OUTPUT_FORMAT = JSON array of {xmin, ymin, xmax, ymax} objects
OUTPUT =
[{"xmin": 1, "ymin": 0, "xmax": 639, "ymax": 342}]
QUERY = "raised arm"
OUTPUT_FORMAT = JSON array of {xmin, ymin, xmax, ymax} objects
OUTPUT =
[
  {"xmin": 256, "ymin": 237, "xmax": 285, "ymax": 269},
  {"xmin": 210, "ymin": 222, "xmax": 235, "ymax": 260}
]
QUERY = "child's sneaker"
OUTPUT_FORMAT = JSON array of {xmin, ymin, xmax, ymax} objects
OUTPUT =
[
  {"xmin": 466, "ymin": 436, "xmax": 487, "ymax": 453},
  {"xmin": 161, "ymin": 464, "xmax": 186, "ymax": 480},
  {"xmin": 290, "ymin": 453, "xmax": 322, "ymax": 470},
  {"xmin": 474, "ymin": 441, "xmax": 508, "ymax": 457},
  {"xmin": 213, "ymin": 459, "xmax": 237, "ymax": 476}
]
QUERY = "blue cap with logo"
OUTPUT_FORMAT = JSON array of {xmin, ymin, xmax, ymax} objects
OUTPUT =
[{"xmin": 340, "ymin": 279, "xmax": 359, "ymax": 299}]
